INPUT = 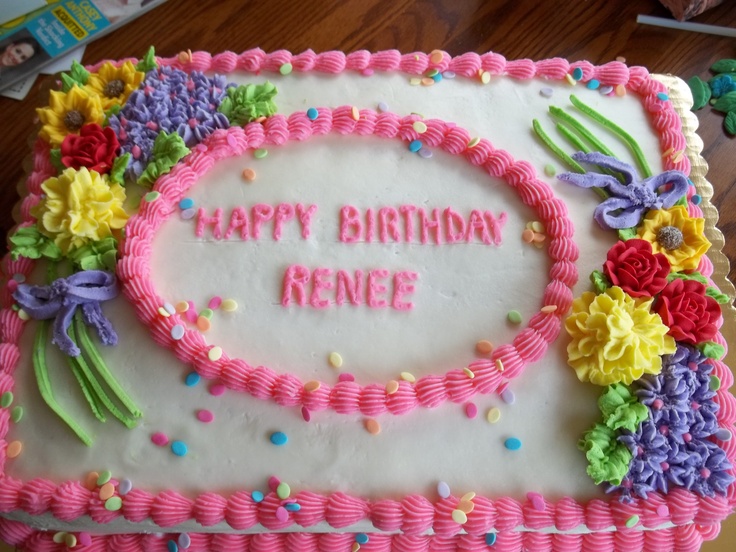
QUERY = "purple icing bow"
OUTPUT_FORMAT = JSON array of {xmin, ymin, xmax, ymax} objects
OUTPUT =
[
  {"xmin": 557, "ymin": 152, "xmax": 689, "ymax": 230},
  {"xmin": 13, "ymin": 271, "xmax": 119, "ymax": 357}
]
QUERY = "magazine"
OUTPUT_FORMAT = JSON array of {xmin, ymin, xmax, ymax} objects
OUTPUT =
[{"xmin": 0, "ymin": 0, "xmax": 167, "ymax": 92}]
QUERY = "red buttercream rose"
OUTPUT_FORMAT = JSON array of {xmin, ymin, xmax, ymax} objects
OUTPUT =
[
  {"xmin": 603, "ymin": 239, "xmax": 670, "ymax": 298},
  {"xmin": 60, "ymin": 123, "xmax": 120, "ymax": 174},
  {"xmin": 654, "ymin": 278, "xmax": 721, "ymax": 344}
]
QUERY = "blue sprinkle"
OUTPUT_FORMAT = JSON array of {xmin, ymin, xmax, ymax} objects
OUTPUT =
[
  {"xmin": 431, "ymin": 73, "xmax": 442, "ymax": 83},
  {"xmin": 485, "ymin": 532, "xmax": 497, "ymax": 546},
  {"xmin": 179, "ymin": 198, "xmax": 194, "ymax": 210},
  {"xmin": 409, "ymin": 140, "xmax": 423, "ymax": 153},
  {"xmin": 657, "ymin": 92, "xmax": 669, "ymax": 101},
  {"xmin": 251, "ymin": 490, "xmax": 264, "ymax": 503},
  {"xmin": 167, "ymin": 540, "xmax": 179, "ymax": 552},
  {"xmin": 185, "ymin": 372, "xmax": 201, "ymax": 387},
  {"xmin": 171, "ymin": 440, "xmax": 188, "ymax": 457},
  {"xmin": 270, "ymin": 431, "xmax": 288, "ymax": 446},
  {"xmin": 691, "ymin": 194, "xmax": 702, "ymax": 205},
  {"xmin": 307, "ymin": 107, "xmax": 319, "ymax": 120},
  {"xmin": 504, "ymin": 437, "xmax": 522, "ymax": 451},
  {"xmin": 586, "ymin": 79, "xmax": 600, "ymax": 90},
  {"xmin": 572, "ymin": 67, "xmax": 583, "ymax": 81},
  {"xmin": 442, "ymin": 71, "xmax": 456, "ymax": 79},
  {"xmin": 688, "ymin": 178, "xmax": 695, "ymax": 187},
  {"xmin": 284, "ymin": 502, "xmax": 301, "ymax": 512},
  {"xmin": 356, "ymin": 533, "xmax": 369, "ymax": 545}
]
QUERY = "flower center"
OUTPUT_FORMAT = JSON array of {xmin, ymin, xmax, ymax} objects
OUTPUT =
[
  {"xmin": 103, "ymin": 79, "xmax": 125, "ymax": 98},
  {"xmin": 63, "ymin": 110, "xmax": 85, "ymax": 131},
  {"xmin": 657, "ymin": 225, "xmax": 683, "ymax": 250}
]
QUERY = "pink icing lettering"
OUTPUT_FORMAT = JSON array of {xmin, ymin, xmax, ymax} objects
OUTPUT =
[
  {"xmin": 392, "ymin": 271, "xmax": 418, "ymax": 310},
  {"xmin": 485, "ymin": 211, "xmax": 507, "ymax": 245},
  {"xmin": 296, "ymin": 203, "xmax": 317, "ymax": 239},
  {"xmin": 273, "ymin": 203, "xmax": 295, "ymax": 240},
  {"xmin": 340, "ymin": 206, "xmax": 362, "ymax": 243},
  {"xmin": 444, "ymin": 207, "xmax": 467, "ymax": 244},
  {"xmin": 367, "ymin": 269, "xmax": 390, "ymax": 308},
  {"xmin": 196, "ymin": 207, "xmax": 223, "ymax": 239},
  {"xmin": 400, "ymin": 205, "xmax": 416, "ymax": 243},
  {"xmin": 419, "ymin": 208, "xmax": 442, "ymax": 245},
  {"xmin": 224, "ymin": 207, "xmax": 250, "ymax": 240},
  {"xmin": 251, "ymin": 204, "xmax": 275, "ymax": 239},
  {"xmin": 282, "ymin": 265, "xmax": 311, "ymax": 306},
  {"xmin": 465, "ymin": 209, "xmax": 492, "ymax": 244},
  {"xmin": 310, "ymin": 268, "xmax": 334, "ymax": 308},
  {"xmin": 336, "ymin": 270, "xmax": 364, "ymax": 306},
  {"xmin": 365, "ymin": 208, "xmax": 375, "ymax": 243},
  {"xmin": 378, "ymin": 207, "xmax": 401, "ymax": 243}
]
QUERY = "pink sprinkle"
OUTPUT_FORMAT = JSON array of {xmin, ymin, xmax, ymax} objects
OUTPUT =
[
  {"xmin": 683, "ymin": 432, "xmax": 692, "ymax": 443},
  {"xmin": 465, "ymin": 402, "xmax": 478, "ymax": 419},
  {"xmin": 688, "ymin": 362, "xmax": 698, "ymax": 371},
  {"xmin": 301, "ymin": 407, "xmax": 311, "ymax": 422},
  {"xmin": 209, "ymin": 383, "xmax": 226, "ymax": 397},
  {"xmin": 362, "ymin": 68, "xmax": 375, "ymax": 76},
  {"xmin": 188, "ymin": 118, "xmax": 198, "ymax": 128},
  {"xmin": 527, "ymin": 492, "xmax": 545, "ymax": 511},
  {"xmin": 660, "ymin": 462, "xmax": 670, "ymax": 471},
  {"xmin": 6, "ymin": 280, "xmax": 17, "ymax": 293},
  {"xmin": 143, "ymin": 85, "xmax": 154, "ymax": 95},
  {"xmin": 656, "ymin": 505, "xmax": 670, "ymax": 517},
  {"xmin": 658, "ymin": 425, "xmax": 669, "ymax": 436},
  {"xmin": 700, "ymin": 468, "xmax": 711, "ymax": 479},
  {"xmin": 119, "ymin": 129, "xmax": 127, "ymax": 141},
  {"xmin": 132, "ymin": 145, "xmax": 141, "ymax": 159},
  {"xmin": 146, "ymin": 121, "xmax": 159, "ymax": 131},
  {"xmin": 185, "ymin": 308, "xmax": 198, "ymax": 324},
  {"xmin": 652, "ymin": 399, "xmax": 663, "ymax": 410},
  {"xmin": 197, "ymin": 409, "xmax": 215, "ymax": 423},
  {"xmin": 208, "ymin": 296, "xmax": 223, "ymax": 309},
  {"xmin": 338, "ymin": 373, "xmax": 355, "ymax": 382},
  {"xmin": 276, "ymin": 505, "xmax": 289, "ymax": 522},
  {"xmin": 691, "ymin": 401, "xmax": 700, "ymax": 410},
  {"xmin": 151, "ymin": 432, "xmax": 169, "ymax": 446},
  {"xmin": 268, "ymin": 476, "xmax": 280, "ymax": 491},
  {"xmin": 79, "ymin": 532, "xmax": 92, "ymax": 546},
  {"xmin": 187, "ymin": 79, "xmax": 195, "ymax": 91}
]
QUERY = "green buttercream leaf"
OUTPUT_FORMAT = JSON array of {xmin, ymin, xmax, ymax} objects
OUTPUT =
[
  {"xmin": 136, "ymin": 46, "xmax": 158, "ymax": 73},
  {"xmin": 725, "ymin": 112, "xmax": 736, "ymax": 136},
  {"xmin": 60, "ymin": 73, "xmax": 77, "ymax": 94},
  {"xmin": 109, "ymin": 153, "xmax": 131, "ymax": 186},
  {"xmin": 590, "ymin": 270, "xmax": 611, "ymax": 294},
  {"xmin": 668, "ymin": 270, "xmax": 709, "ymax": 285},
  {"xmin": 617, "ymin": 227, "xmax": 638, "ymax": 241},
  {"xmin": 103, "ymin": 104, "xmax": 122, "ymax": 127},
  {"xmin": 687, "ymin": 76, "xmax": 711, "ymax": 110},
  {"xmin": 706, "ymin": 285, "xmax": 731, "ymax": 304},
  {"xmin": 67, "ymin": 237, "xmax": 118, "ymax": 271},
  {"xmin": 69, "ymin": 60, "xmax": 90, "ymax": 86},
  {"xmin": 49, "ymin": 148, "xmax": 65, "ymax": 172},
  {"xmin": 217, "ymin": 81, "xmax": 278, "ymax": 126},
  {"xmin": 9, "ymin": 227, "xmax": 62, "ymax": 261},
  {"xmin": 713, "ymin": 91, "xmax": 736, "ymax": 114},
  {"xmin": 711, "ymin": 59, "xmax": 736, "ymax": 74},
  {"xmin": 138, "ymin": 132, "xmax": 189, "ymax": 186},
  {"xmin": 697, "ymin": 341, "xmax": 726, "ymax": 360},
  {"xmin": 599, "ymin": 383, "xmax": 649, "ymax": 432},
  {"xmin": 578, "ymin": 423, "xmax": 633, "ymax": 486}
]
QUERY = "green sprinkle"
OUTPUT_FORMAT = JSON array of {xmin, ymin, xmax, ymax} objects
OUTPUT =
[
  {"xmin": 0, "ymin": 392, "xmax": 13, "ymax": 408},
  {"xmin": 276, "ymin": 482, "xmax": 291, "ymax": 499},
  {"xmin": 544, "ymin": 164, "xmax": 556, "ymax": 177},
  {"xmin": 507, "ymin": 310, "xmax": 522, "ymax": 325},
  {"xmin": 279, "ymin": 62, "xmax": 293, "ymax": 75},
  {"xmin": 200, "ymin": 308, "xmax": 214, "ymax": 320},
  {"xmin": 97, "ymin": 470, "xmax": 113, "ymax": 486},
  {"xmin": 254, "ymin": 148, "xmax": 268, "ymax": 159},
  {"xmin": 625, "ymin": 514, "xmax": 639, "ymax": 528},
  {"xmin": 426, "ymin": 68, "xmax": 439, "ymax": 77},
  {"xmin": 105, "ymin": 497, "xmax": 123, "ymax": 511},
  {"xmin": 711, "ymin": 375, "xmax": 722, "ymax": 391},
  {"xmin": 10, "ymin": 406, "xmax": 23, "ymax": 423},
  {"xmin": 144, "ymin": 191, "xmax": 160, "ymax": 202}
]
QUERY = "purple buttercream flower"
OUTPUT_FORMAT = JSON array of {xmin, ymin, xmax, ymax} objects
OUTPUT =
[
  {"xmin": 108, "ymin": 66, "xmax": 232, "ymax": 180},
  {"xmin": 557, "ymin": 152, "xmax": 689, "ymax": 230}
]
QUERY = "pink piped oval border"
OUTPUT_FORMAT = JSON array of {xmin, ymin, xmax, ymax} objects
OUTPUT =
[{"xmin": 118, "ymin": 107, "xmax": 575, "ymax": 416}]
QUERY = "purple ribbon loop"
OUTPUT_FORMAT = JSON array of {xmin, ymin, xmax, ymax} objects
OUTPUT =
[{"xmin": 13, "ymin": 270, "xmax": 119, "ymax": 357}]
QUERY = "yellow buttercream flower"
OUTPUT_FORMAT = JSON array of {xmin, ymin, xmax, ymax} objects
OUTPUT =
[
  {"xmin": 565, "ymin": 286, "xmax": 676, "ymax": 386},
  {"xmin": 84, "ymin": 61, "xmax": 145, "ymax": 111},
  {"xmin": 36, "ymin": 86, "xmax": 104, "ymax": 147},
  {"xmin": 637, "ymin": 206, "xmax": 710, "ymax": 272},
  {"xmin": 32, "ymin": 167, "xmax": 128, "ymax": 254}
]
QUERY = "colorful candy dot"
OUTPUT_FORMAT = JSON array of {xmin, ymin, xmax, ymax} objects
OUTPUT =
[
  {"xmin": 356, "ymin": 533, "xmax": 370, "ymax": 545},
  {"xmin": 11, "ymin": 406, "xmax": 23, "ymax": 423},
  {"xmin": 269, "ymin": 477, "xmax": 281, "ymax": 491},
  {"xmin": 691, "ymin": 194, "xmax": 702, "ymax": 205},
  {"xmin": 210, "ymin": 383, "xmax": 226, "ymax": 396},
  {"xmin": 171, "ymin": 440, "xmax": 188, "ymax": 456},
  {"xmin": 377, "ymin": 101, "xmax": 389, "ymax": 112},
  {"xmin": 586, "ymin": 79, "xmax": 600, "ymax": 90},
  {"xmin": 463, "ymin": 367, "xmax": 475, "ymax": 379},
  {"xmin": 572, "ymin": 67, "xmax": 583, "ymax": 81},
  {"xmin": 430, "ymin": 50, "xmax": 444, "ymax": 64},
  {"xmin": 476, "ymin": 340, "xmax": 494, "ymax": 355},
  {"xmin": 208, "ymin": 346, "xmax": 222, "ymax": 361},
  {"xmin": 179, "ymin": 198, "xmax": 194, "ymax": 210},
  {"xmin": 541, "ymin": 305, "xmax": 558, "ymax": 314},
  {"xmin": 275, "ymin": 506, "xmax": 289, "ymax": 522},
  {"xmin": 277, "ymin": 482, "xmax": 291, "ymax": 499},
  {"xmin": 504, "ymin": 437, "xmax": 522, "ymax": 451},
  {"xmin": 437, "ymin": 481, "xmax": 451, "ymax": 498},
  {"xmin": 409, "ymin": 77, "xmax": 421, "ymax": 86},
  {"xmin": 197, "ymin": 409, "xmax": 215, "ymax": 423},
  {"xmin": 167, "ymin": 540, "xmax": 179, "ymax": 552},
  {"xmin": 364, "ymin": 418, "xmax": 381, "ymax": 435},
  {"xmin": 105, "ymin": 496, "xmax": 123, "ymax": 511},
  {"xmin": 328, "ymin": 351, "xmax": 343, "ymax": 368},
  {"xmin": 507, "ymin": 310, "xmax": 522, "ymax": 324},
  {"xmin": 452, "ymin": 509, "xmax": 468, "ymax": 524},
  {"xmin": 565, "ymin": 74, "xmax": 576, "ymax": 86},
  {"xmin": 304, "ymin": 380, "xmax": 321, "ymax": 393},
  {"xmin": 6, "ymin": 441, "xmax": 22, "ymax": 458},
  {"xmin": 413, "ymin": 121, "xmax": 428, "ymax": 134},
  {"xmin": 119, "ymin": 479, "xmax": 133, "ymax": 496},
  {"xmin": 461, "ymin": 491, "xmax": 476, "ymax": 502},
  {"xmin": 657, "ymin": 92, "xmax": 669, "ymax": 101},
  {"xmin": 79, "ymin": 533, "xmax": 92, "ymax": 546},
  {"xmin": 386, "ymin": 380, "xmax": 400, "ymax": 395},
  {"xmin": 0, "ymin": 392, "xmax": 13, "ymax": 408},
  {"xmin": 241, "ymin": 168, "xmax": 257, "ymax": 182},
  {"xmin": 251, "ymin": 490, "xmax": 264, "ymax": 502},
  {"xmin": 495, "ymin": 359, "xmax": 504, "ymax": 373},
  {"xmin": 178, "ymin": 533, "xmax": 191, "ymax": 549},
  {"xmin": 715, "ymin": 428, "xmax": 733, "ymax": 441},
  {"xmin": 84, "ymin": 472, "xmax": 99, "ymax": 490},
  {"xmin": 279, "ymin": 62, "xmax": 293, "ymax": 75},
  {"xmin": 522, "ymin": 228, "xmax": 535, "ymax": 243},
  {"xmin": 99, "ymin": 482, "xmax": 115, "ymax": 501},
  {"xmin": 284, "ymin": 502, "xmax": 301, "ymax": 512},
  {"xmin": 351, "ymin": 543, "xmax": 361, "ymax": 552},
  {"xmin": 457, "ymin": 499, "xmax": 474, "ymax": 514},
  {"xmin": 185, "ymin": 372, "xmax": 200, "ymax": 387},
  {"xmin": 600, "ymin": 85, "xmax": 614, "ymax": 95},
  {"xmin": 656, "ymin": 505, "xmax": 670, "ymax": 517},
  {"xmin": 65, "ymin": 534, "xmax": 77, "ymax": 548},
  {"xmin": 171, "ymin": 325, "xmax": 185, "ymax": 340},
  {"xmin": 53, "ymin": 532, "xmax": 66, "ymax": 544},
  {"xmin": 197, "ymin": 315, "xmax": 212, "ymax": 331},
  {"xmin": 486, "ymin": 407, "xmax": 501, "ymax": 424},
  {"xmin": 465, "ymin": 402, "xmax": 478, "ymax": 419},
  {"xmin": 527, "ymin": 492, "xmax": 545, "ymax": 511},
  {"xmin": 421, "ymin": 77, "xmax": 435, "ymax": 86},
  {"xmin": 480, "ymin": 71, "xmax": 491, "ymax": 84},
  {"xmin": 158, "ymin": 306, "xmax": 171, "ymax": 318},
  {"xmin": 301, "ymin": 406, "xmax": 311, "ymax": 422},
  {"xmin": 270, "ymin": 431, "xmax": 288, "ymax": 446},
  {"xmin": 17, "ymin": 309, "xmax": 29, "ymax": 321},
  {"xmin": 97, "ymin": 470, "xmax": 113, "ymax": 486},
  {"xmin": 206, "ymin": 297, "xmax": 222, "ymax": 310},
  {"xmin": 254, "ymin": 148, "xmax": 268, "ymax": 159},
  {"xmin": 544, "ymin": 164, "xmax": 556, "ymax": 177},
  {"xmin": 625, "ymin": 514, "xmax": 640, "ymax": 528},
  {"xmin": 306, "ymin": 107, "xmax": 319, "ymax": 120},
  {"xmin": 145, "ymin": 191, "xmax": 160, "ymax": 202},
  {"xmin": 418, "ymin": 148, "xmax": 433, "ymax": 158},
  {"xmin": 500, "ymin": 388, "xmax": 516, "ymax": 404},
  {"xmin": 408, "ymin": 140, "xmax": 422, "ymax": 153},
  {"xmin": 221, "ymin": 298, "xmax": 238, "ymax": 312},
  {"xmin": 540, "ymin": 87, "xmax": 553, "ymax": 98},
  {"xmin": 351, "ymin": 106, "xmax": 360, "ymax": 120},
  {"xmin": 711, "ymin": 375, "xmax": 722, "ymax": 391},
  {"xmin": 485, "ymin": 533, "xmax": 497, "ymax": 546},
  {"xmin": 431, "ymin": 73, "xmax": 442, "ymax": 83},
  {"xmin": 442, "ymin": 70, "xmax": 456, "ymax": 79}
]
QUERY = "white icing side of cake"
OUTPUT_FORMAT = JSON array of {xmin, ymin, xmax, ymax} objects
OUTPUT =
[{"xmin": 3, "ymin": 70, "xmax": 666, "ymax": 529}]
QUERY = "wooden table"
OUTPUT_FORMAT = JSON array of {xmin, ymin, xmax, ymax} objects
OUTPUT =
[{"xmin": 0, "ymin": 0, "xmax": 735, "ymax": 549}]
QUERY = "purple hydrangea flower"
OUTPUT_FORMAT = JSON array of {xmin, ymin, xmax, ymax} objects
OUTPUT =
[{"xmin": 108, "ymin": 66, "xmax": 232, "ymax": 179}]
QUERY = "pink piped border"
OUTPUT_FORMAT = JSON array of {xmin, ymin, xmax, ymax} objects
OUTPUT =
[{"xmin": 0, "ymin": 50, "xmax": 733, "ymax": 550}]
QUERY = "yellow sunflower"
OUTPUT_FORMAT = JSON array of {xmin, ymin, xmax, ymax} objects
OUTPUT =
[
  {"xmin": 36, "ymin": 87, "xmax": 104, "ymax": 147},
  {"xmin": 637, "ymin": 206, "xmax": 710, "ymax": 272},
  {"xmin": 84, "ymin": 61, "xmax": 145, "ymax": 111}
]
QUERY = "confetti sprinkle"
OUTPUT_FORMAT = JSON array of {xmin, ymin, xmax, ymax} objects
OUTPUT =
[
  {"xmin": 437, "ymin": 481, "xmax": 451, "ymax": 498},
  {"xmin": 572, "ymin": 67, "xmax": 583, "ymax": 81},
  {"xmin": 522, "ymin": 228, "xmax": 535, "ymax": 243},
  {"xmin": 541, "ymin": 305, "xmax": 558, "ymax": 314},
  {"xmin": 615, "ymin": 84, "xmax": 626, "ymax": 96},
  {"xmin": 463, "ymin": 367, "xmax": 475, "ymax": 379},
  {"xmin": 475, "ymin": 340, "xmax": 494, "ymax": 355},
  {"xmin": 565, "ymin": 74, "xmax": 576, "ymax": 86},
  {"xmin": 276, "ymin": 506, "xmax": 289, "ymax": 522},
  {"xmin": 254, "ymin": 148, "xmax": 268, "ymax": 159},
  {"xmin": 167, "ymin": 540, "xmax": 179, "ymax": 552},
  {"xmin": 600, "ymin": 85, "xmax": 614, "ymax": 95},
  {"xmin": 657, "ymin": 92, "xmax": 669, "ymax": 101},
  {"xmin": 185, "ymin": 372, "xmax": 201, "ymax": 387},
  {"xmin": 540, "ymin": 87, "xmax": 553, "ymax": 98},
  {"xmin": 486, "ymin": 407, "xmax": 501, "ymax": 424},
  {"xmin": 544, "ymin": 164, "xmax": 556, "ymax": 177},
  {"xmin": 105, "ymin": 497, "xmax": 123, "ymax": 511},
  {"xmin": 79, "ymin": 533, "xmax": 92, "ymax": 546},
  {"xmin": 179, "ymin": 533, "xmax": 191, "ymax": 549},
  {"xmin": 430, "ymin": 50, "xmax": 444, "ymax": 64},
  {"xmin": 408, "ymin": 140, "xmax": 423, "ymax": 153},
  {"xmin": 421, "ymin": 77, "xmax": 435, "ymax": 86},
  {"xmin": 691, "ymin": 194, "xmax": 702, "ymax": 205},
  {"xmin": 301, "ymin": 406, "xmax": 311, "ymax": 422},
  {"xmin": 500, "ymin": 388, "xmax": 515, "ymax": 404},
  {"xmin": 467, "ymin": 137, "xmax": 480, "ymax": 149},
  {"xmin": 461, "ymin": 491, "xmax": 476, "ymax": 502},
  {"xmin": 586, "ymin": 79, "xmax": 600, "ymax": 90},
  {"xmin": 242, "ymin": 168, "xmax": 257, "ymax": 181},
  {"xmin": 413, "ymin": 120, "xmax": 428, "ymax": 133},
  {"xmin": 400, "ymin": 371, "xmax": 416, "ymax": 383},
  {"xmin": 158, "ymin": 306, "xmax": 170, "ymax": 317},
  {"xmin": 268, "ymin": 477, "xmax": 280, "ymax": 491},
  {"xmin": 409, "ymin": 77, "xmax": 421, "ymax": 86},
  {"xmin": 711, "ymin": 375, "xmax": 722, "ymax": 391},
  {"xmin": 0, "ymin": 392, "xmax": 13, "ymax": 408},
  {"xmin": 304, "ymin": 380, "xmax": 321, "ymax": 393},
  {"xmin": 656, "ymin": 505, "xmax": 670, "ymax": 517},
  {"xmin": 625, "ymin": 514, "xmax": 640, "ymax": 528},
  {"xmin": 386, "ymin": 380, "xmax": 400, "ymax": 395},
  {"xmin": 527, "ymin": 492, "xmax": 545, "ymax": 511},
  {"xmin": 171, "ymin": 441, "xmax": 188, "ymax": 457},
  {"xmin": 208, "ymin": 346, "xmax": 223, "ymax": 361},
  {"xmin": 480, "ymin": 71, "xmax": 491, "ymax": 84},
  {"xmin": 251, "ymin": 490, "xmax": 264, "ymax": 502},
  {"xmin": 179, "ymin": 198, "xmax": 194, "ymax": 210},
  {"xmin": 431, "ymin": 73, "xmax": 442, "ymax": 83},
  {"xmin": 451, "ymin": 509, "xmax": 468, "ymax": 524},
  {"xmin": 197, "ymin": 409, "xmax": 214, "ymax": 423},
  {"xmin": 277, "ymin": 482, "xmax": 291, "ymax": 499},
  {"xmin": 328, "ymin": 352, "xmax": 343, "ymax": 368},
  {"xmin": 180, "ymin": 208, "xmax": 194, "ymax": 220},
  {"xmin": 715, "ymin": 428, "xmax": 733, "ymax": 441},
  {"xmin": 279, "ymin": 62, "xmax": 293, "ymax": 75},
  {"xmin": 495, "ymin": 359, "xmax": 504, "ymax": 373},
  {"xmin": 210, "ymin": 383, "xmax": 226, "ymax": 396},
  {"xmin": 97, "ymin": 470, "xmax": 112, "ymax": 486},
  {"xmin": 284, "ymin": 502, "xmax": 301, "ymax": 512},
  {"xmin": 270, "ymin": 431, "xmax": 288, "ymax": 446},
  {"xmin": 507, "ymin": 310, "xmax": 522, "ymax": 324},
  {"xmin": 377, "ymin": 101, "xmax": 389, "ymax": 112},
  {"xmin": 65, "ymin": 534, "xmax": 77, "ymax": 548},
  {"xmin": 465, "ymin": 402, "xmax": 478, "ymax": 419},
  {"xmin": 119, "ymin": 479, "xmax": 133, "ymax": 496},
  {"xmin": 197, "ymin": 316, "xmax": 211, "ymax": 331},
  {"xmin": 11, "ymin": 406, "xmax": 23, "ymax": 423},
  {"xmin": 53, "ymin": 532, "xmax": 66, "ymax": 544},
  {"xmin": 99, "ymin": 482, "xmax": 115, "ymax": 501},
  {"xmin": 364, "ymin": 418, "xmax": 381, "ymax": 435},
  {"xmin": 351, "ymin": 543, "xmax": 361, "ymax": 552},
  {"xmin": 84, "ymin": 471, "xmax": 99, "ymax": 490},
  {"xmin": 504, "ymin": 437, "xmax": 522, "ymax": 451},
  {"xmin": 457, "ymin": 499, "xmax": 474, "ymax": 514},
  {"xmin": 221, "ymin": 299, "xmax": 238, "ymax": 312},
  {"xmin": 176, "ymin": 301, "xmax": 189, "ymax": 313},
  {"xmin": 17, "ymin": 309, "xmax": 29, "ymax": 321},
  {"xmin": 418, "ymin": 148, "xmax": 433, "ymax": 159},
  {"xmin": 171, "ymin": 325, "xmax": 185, "ymax": 340},
  {"xmin": 145, "ymin": 191, "xmax": 160, "ymax": 202},
  {"xmin": 6, "ymin": 441, "xmax": 22, "ymax": 459},
  {"xmin": 307, "ymin": 107, "xmax": 319, "ymax": 120},
  {"xmin": 485, "ymin": 533, "xmax": 497, "ymax": 546}
]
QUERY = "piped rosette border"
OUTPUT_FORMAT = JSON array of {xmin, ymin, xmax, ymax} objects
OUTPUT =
[{"xmin": 117, "ymin": 107, "xmax": 576, "ymax": 416}]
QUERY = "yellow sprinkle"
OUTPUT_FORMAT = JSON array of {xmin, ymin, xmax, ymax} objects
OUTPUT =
[
  {"xmin": 414, "ymin": 55, "xmax": 419, "ymax": 61},
  {"xmin": 413, "ymin": 121, "xmax": 428, "ymax": 134},
  {"xmin": 177, "ymin": 50, "xmax": 191, "ymax": 63},
  {"xmin": 352, "ymin": 543, "xmax": 361, "ymax": 552},
  {"xmin": 467, "ymin": 137, "xmax": 480, "ymax": 148},
  {"xmin": 364, "ymin": 418, "xmax": 381, "ymax": 435},
  {"xmin": 532, "ymin": 233, "xmax": 546, "ymax": 243},
  {"xmin": 430, "ymin": 50, "xmax": 444, "ymax": 64},
  {"xmin": 400, "ymin": 371, "xmax": 416, "ymax": 383},
  {"xmin": 208, "ymin": 346, "xmax": 223, "ymax": 361},
  {"xmin": 421, "ymin": 77, "xmax": 435, "ymax": 86},
  {"xmin": 457, "ymin": 499, "xmax": 475, "ymax": 514},
  {"xmin": 221, "ymin": 299, "xmax": 238, "ymax": 312},
  {"xmin": 461, "ymin": 491, "xmax": 476, "ymax": 502},
  {"xmin": 175, "ymin": 301, "xmax": 189, "ymax": 313},
  {"xmin": 242, "ymin": 168, "xmax": 257, "ymax": 182},
  {"xmin": 85, "ymin": 471, "xmax": 99, "ymax": 490},
  {"xmin": 531, "ymin": 221, "xmax": 545, "ymax": 233},
  {"xmin": 53, "ymin": 532, "xmax": 67, "ymax": 544},
  {"xmin": 158, "ymin": 307, "xmax": 170, "ymax": 318},
  {"xmin": 451, "ymin": 509, "xmax": 468, "ymax": 524},
  {"xmin": 521, "ymin": 228, "xmax": 535, "ymax": 243},
  {"xmin": 616, "ymin": 56, "xmax": 627, "ymax": 63},
  {"xmin": 304, "ymin": 380, "xmax": 321, "ymax": 393},
  {"xmin": 409, "ymin": 77, "xmax": 421, "ymax": 86},
  {"xmin": 463, "ymin": 367, "xmax": 475, "ymax": 379},
  {"xmin": 673, "ymin": 151, "xmax": 684, "ymax": 164},
  {"xmin": 329, "ymin": 352, "xmax": 343, "ymax": 369},
  {"xmin": 661, "ymin": 147, "xmax": 674, "ymax": 159},
  {"xmin": 386, "ymin": 380, "xmax": 400, "ymax": 395},
  {"xmin": 17, "ymin": 309, "xmax": 29, "ymax": 321},
  {"xmin": 64, "ymin": 534, "xmax": 77, "ymax": 548},
  {"xmin": 565, "ymin": 74, "xmax": 576, "ymax": 86},
  {"xmin": 495, "ymin": 359, "xmax": 504, "ymax": 372},
  {"xmin": 197, "ymin": 316, "xmax": 211, "ymax": 332},
  {"xmin": 615, "ymin": 84, "xmax": 626, "ymax": 96},
  {"xmin": 487, "ymin": 407, "xmax": 501, "ymax": 424},
  {"xmin": 475, "ymin": 340, "xmax": 494, "ymax": 355},
  {"xmin": 6, "ymin": 441, "xmax": 22, "ymax": 459},
  {"xmin": 480, "ymin": 71, "xmax": 491, "ymax": 84},
  {"xmin": 525, "ymin": 221, "xmax": 535, "ymax": 230},
  {"xmin": 99, "ymin": 482, "xmax": 115, "ymax": 501},
  {"xmin": 541, "ymin": 305, "xmax": 558, "ymax": 314},
  {"xmin": 351, "ymin": 106, "xmax": 360, "ymax": 120}
]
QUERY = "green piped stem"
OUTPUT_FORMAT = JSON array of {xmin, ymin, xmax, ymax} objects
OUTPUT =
[
  {"xmin": 33, "ymin": 320, "xmax": 93, "ymax": 446},
  {"xmin": 532, "ymin": 119, "xmax": 585, "ymax": 173},
  {"xmin": 569, "ymin": 94, "xmax": 653, "ymax": 177},
  {"xmin": 66, "ymin": 355, "xmax": 107, "ymax": 422},
  {"xmin": 73, "ymin": 313, "xmax": 142, "ymax": 419},
  {"xmin": 548, "ymin": 106, "xmax": 618, "ymax": 158},
  {"xmin": 556, "ymin": 123, "xmax": 620, "ymax": 195}
]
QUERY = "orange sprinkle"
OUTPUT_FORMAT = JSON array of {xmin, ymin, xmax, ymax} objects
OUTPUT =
[
  {"xmin": 616, "ymin": 56, "xmax": 626, "ymax": 63},
  {"xmin": 304, "ymin": 380, "xmax": 321, "ymax": 393},
  {"xmin": 615, "ymin": 84, "xmax": 626, "ymax": 96},
  {"xmin": 541, "ymin": 305, "xmax": 558, "ymax": 314},
  {"xmin": 196, "ymin": 316, "xmax": 211, "ymax": 332},
  {"xmin": 532, "ymin": 233, "xmax": 546, "ymax": 243},
  {"xmin": 242, "ymin": 168, "xmax": 257, "ymax": 182},
  {"xmin": 673, "ymin": 151, "xmax": 684, "ymax": 164},
  {"xmin": 175, "ymin": 301, "xmax": 189, "ymax": 313},
  {"xmin": 255, "ymin": 116, "xmax": 267, "ymax": 123},
  {"xmin": 661, "ymin": 147, "xmax": 674, "ymax": 159},
  {"xmin": 476, "ymin": 340, "xmax": 494, "ymax": 355},
  {"xmin": 351, "ymin": 543, "xmax": 361, "ymax": 552},
  {"xmin": 99, "ymin": 482, "xmax": 115, "ymax": 501},
  {"xmin": 351, "ymin": 106, "xmax": 360, "ymax": 120},
  {"xmin": 430, "ymin": 50, "xmax": 444, "ymax": 64},
  {"xmin": 457, "ymin": 499, "xmax": 475, "ymax": 514},
  {"xmin": 85, "ymin": 471, "xmax": 99, "ymax": 490},
  {"xmin": 421, "ymin": 77, "xmax": 435, "ymax": 86},
  {"xmin": 364, "ymin": 418, "xmax": 381, "ymax": 435},
  {"xmin": 521, "ymin": 229, "xmax": 535, "ymax": 243},
  {"xmin": 386, "ymin": 380, "xmax": 400, "ymax": 395},
  {"xmin": 177, "ymin": 50, "xmax": 191, "ymax": 63},
  {"xmin": 6, "ymin": 441, "xmax": 21, "ymax": 459}
]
